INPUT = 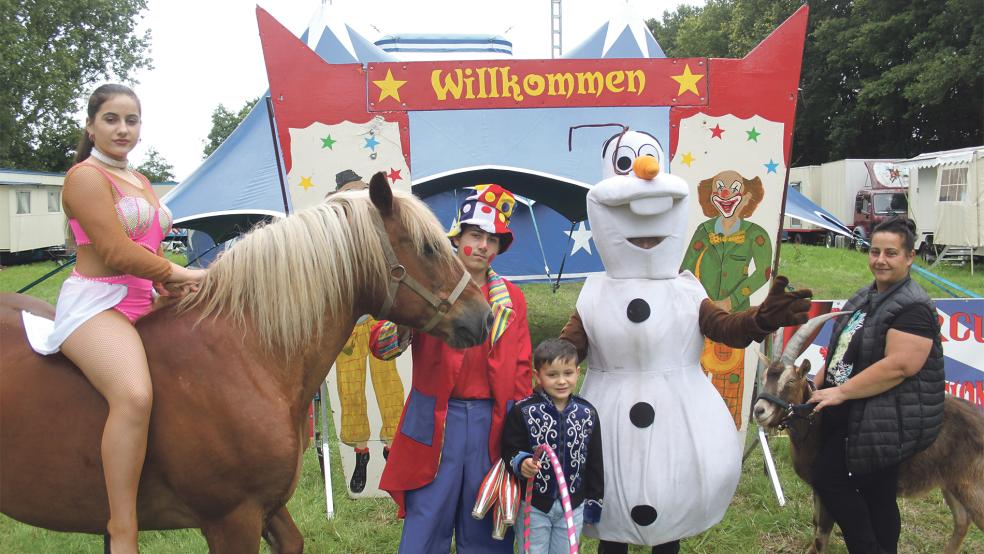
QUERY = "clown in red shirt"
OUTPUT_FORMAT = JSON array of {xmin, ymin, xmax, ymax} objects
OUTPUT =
[{"xmin": 371, "ymin": 184, "xmax": 532, "ymax": 553}]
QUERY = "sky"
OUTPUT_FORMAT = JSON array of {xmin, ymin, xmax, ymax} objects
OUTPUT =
[{"xmin": 127, "ymin": 0, "xmax": 702, "ymax": 181}]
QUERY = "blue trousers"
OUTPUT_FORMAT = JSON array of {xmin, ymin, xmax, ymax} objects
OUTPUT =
[
  {"xmin": 514, "ymin": 499, "xmax": 584, "ymax": 554},
  {"xmin": 399, "ymin": 399, "xmax": 514, "ymax": 554}
]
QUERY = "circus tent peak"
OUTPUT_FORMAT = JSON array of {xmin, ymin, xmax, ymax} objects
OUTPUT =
[
  {"xmin": 301, "ymin": 3, "xmax": 396, "ymax": 63},
  {"xmin": 563, "ymin": 3, "xmax": 665, "ymax": 59},
  {"xmin": 163, "ymin": 2, "xmax": 393, "ymax": 238}
]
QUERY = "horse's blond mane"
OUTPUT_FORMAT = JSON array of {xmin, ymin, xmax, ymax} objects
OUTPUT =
[{"xmin": 175, "ymin": 190, "xmax": 456, "ymax": 355}]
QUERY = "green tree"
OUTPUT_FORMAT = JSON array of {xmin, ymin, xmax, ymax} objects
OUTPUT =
[
  {"xmin": 0, "ymin": 0, "xmax": 152, "ymax": 172},
  {"xmin": 809, "ymin": 0, "xmax": 983, "ymax": 162},
  {"xmin": 136, "ymin": 147, "xmax": 174, "ymax": 183},
  {"xmin": 203, "ymin": 97, "xmax": 260, "ymax": 158},
  {"xmin": 647, "ymin": 0, "xmax": 983, "ymax": 165},
  {"xmin": 648, "ymin": 0, "xmax": 735, "ymax": 58}
]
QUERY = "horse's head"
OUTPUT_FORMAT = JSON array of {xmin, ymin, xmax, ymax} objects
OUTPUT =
[
  {"xmin": 753, "ymin": 311, "xmax": 851, "ymax": 429},
  {"xmin": 357, "ymin": 172, "xmax": 492, "ymax": 348}
]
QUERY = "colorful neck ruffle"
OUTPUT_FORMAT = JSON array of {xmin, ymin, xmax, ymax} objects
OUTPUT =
[{"xmin": 486, "ymin": 268, "xmax": 514, "ymax": 349}]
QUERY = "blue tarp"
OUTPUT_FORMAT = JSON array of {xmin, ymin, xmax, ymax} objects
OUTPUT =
[{"xmin": 783, "ymin": 186, "xmax": 853, "ymax": 238}]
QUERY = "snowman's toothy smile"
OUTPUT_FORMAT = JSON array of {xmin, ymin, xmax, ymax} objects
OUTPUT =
[{"xmin": 627, "ymin": 236, "xmax": 665, "ymax": 249}]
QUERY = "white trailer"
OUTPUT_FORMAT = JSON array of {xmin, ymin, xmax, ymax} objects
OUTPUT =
[
  {"xmin": 893, "ymin": 146, "xmax": 984, "ymax": 267},
  {"xmin": 0, "ymin": 168, "xmax": 67, "ymax": 263}
]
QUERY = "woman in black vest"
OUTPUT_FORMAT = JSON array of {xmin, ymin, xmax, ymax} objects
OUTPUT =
[{"xmin": 809, "ymin": 216, "xmax": 945, "ymax": 553}]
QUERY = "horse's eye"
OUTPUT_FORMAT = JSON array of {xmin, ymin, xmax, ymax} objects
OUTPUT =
[{"xmin": 423, "ymin": 243, "xmax": 436, "ymax": 256}]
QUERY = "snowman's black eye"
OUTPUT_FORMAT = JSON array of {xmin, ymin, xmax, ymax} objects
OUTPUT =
[{"xmin": 614, "ymin": 145, "xmax": 635, "ymax": 174}]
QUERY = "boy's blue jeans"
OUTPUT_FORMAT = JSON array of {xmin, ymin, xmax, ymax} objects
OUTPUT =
[{"xmin": 514, "ymin": 499, "xmax": 584, "ymax": 554}]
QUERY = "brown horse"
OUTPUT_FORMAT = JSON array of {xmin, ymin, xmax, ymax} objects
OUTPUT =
[
  {"xmin": 0, "ymin": 173, "xmax": 492, "ymax": 552},
  {"xmin": 754, "ymin": 313, "xmax": 984, "ymax": 554}
]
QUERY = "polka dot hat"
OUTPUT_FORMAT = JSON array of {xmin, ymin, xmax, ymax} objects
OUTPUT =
[{"xmin": 447, "ymin": 184, "xmax": 516, "ymax": 254}]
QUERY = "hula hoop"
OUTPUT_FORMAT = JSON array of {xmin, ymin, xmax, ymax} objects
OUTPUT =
[{"xmin": 521, "ymin": 443, "xmax": 579, "ymax": 554}]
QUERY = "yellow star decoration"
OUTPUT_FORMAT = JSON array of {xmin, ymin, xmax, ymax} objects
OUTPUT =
[
  {"xmin": 299, "ymin": 176, "xmax": 314, "ymax": 191},
  {"xmin": 373, "ymin": 69, "xmax": 407, "ymax": 103},
  {"xmin": 671, "ymin": 64, "xmax": 705, "ymax": 97},
  {"xmin": 681, "ymin": 152, "xmax": 695, "ymax": 167}
]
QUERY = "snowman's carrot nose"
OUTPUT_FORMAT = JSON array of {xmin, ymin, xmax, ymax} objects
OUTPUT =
[{"xmin": 633, "ymin": 155, "xmax": 660, "ymax": 179}]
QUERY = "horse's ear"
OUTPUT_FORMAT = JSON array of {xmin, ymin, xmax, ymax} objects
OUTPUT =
[
  {"xmin": 369, "ymin": 172, "xmax": 393, "ymax": 216},
  {"xmin": 798, "ymin": 359, "xmax": 811, "ymax": 378},
  {"xmin": 756, "ymin": 350, "xmax": 771, "ymax": 368}
]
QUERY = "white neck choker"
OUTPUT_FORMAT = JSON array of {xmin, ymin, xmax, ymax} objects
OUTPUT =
[{"xmin": 90, "ymin": 147, "xmax": 129, "ymax": 169}]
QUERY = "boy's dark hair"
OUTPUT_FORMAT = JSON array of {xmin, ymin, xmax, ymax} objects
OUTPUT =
[
  {"xmin": 533, "ymin": 339, "xmax": 578, "ymax": 370},
  {"xmin": 872, "ymin": 216, "xmax": 917, "ymax": 251}
]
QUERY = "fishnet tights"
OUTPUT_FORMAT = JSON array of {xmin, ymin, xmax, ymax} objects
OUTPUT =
[{"xmin": 61, "ymin": 309, "xmax": 152, "ymax": 552}]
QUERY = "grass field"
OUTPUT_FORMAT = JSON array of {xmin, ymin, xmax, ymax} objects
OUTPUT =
[
  {"xmin": 775, "ymin": 242, "xmax": 984, "ymax": 300},
  {"xmin": 1, "ymin": 245, "xmax": 981, "ymax": 553}
]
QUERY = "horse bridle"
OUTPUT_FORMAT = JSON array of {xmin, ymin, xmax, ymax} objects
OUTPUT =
[{"xmin": 369, "ymin": 210, "xmax": 472, "ymax": 333}]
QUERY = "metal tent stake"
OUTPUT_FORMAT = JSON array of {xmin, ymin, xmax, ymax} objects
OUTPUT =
[
  {"xmin": 759, "ymin": 427, "xmax": 786, "ymax": 506},
  {"xmin": 316, "ymin": 381, "xmax": 335, "ymax": 519},
  {"xmin": 741, "ymin": 339, "xmax": 786, "ymax": 506}
]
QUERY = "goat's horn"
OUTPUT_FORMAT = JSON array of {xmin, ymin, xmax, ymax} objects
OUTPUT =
[{"xmin": 778, "ymin": 311, "xmax": 852, "ymax": 368}]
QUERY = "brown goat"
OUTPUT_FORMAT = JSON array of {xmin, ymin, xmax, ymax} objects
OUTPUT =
[{"xmin": 753, "ymin": 313, "xmax": 984, "ymax": 554}]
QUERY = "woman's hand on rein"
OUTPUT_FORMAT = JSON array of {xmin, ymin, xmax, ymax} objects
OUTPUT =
[
  {"xmin": 155, "ymin": 281, "xmax": 198, "ymax": 298},
  {"xmin": 809, "ymin": 386, "xmax": 847, "ymax": 412},
  {"xmin": 159, "ymin": 267, "xmax": 207, "ymax": 298}
]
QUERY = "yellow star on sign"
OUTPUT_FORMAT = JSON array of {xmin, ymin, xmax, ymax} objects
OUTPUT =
[
  {"xmin": 671, "ymin": 64, "xmax": 704, "ymax": 97},
  {"xmin": 681, "ymin": 152, "xmax": 695, "ymax": 167},
  {"xmin": 373, "ymin": 69, "xmax": 407, "ymax": 103},
  {"xmin": 299, "ymin": 176, "xmax": 314, "ymax": 191}
]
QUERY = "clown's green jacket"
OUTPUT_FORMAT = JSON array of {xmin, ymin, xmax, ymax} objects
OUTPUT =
[{"xmin": 681, "ymin": 218, "xmax": 772, "ymax": 312}]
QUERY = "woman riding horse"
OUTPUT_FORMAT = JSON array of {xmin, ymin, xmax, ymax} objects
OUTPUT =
[{"xmin": 20, "ymin": 84, "xmax": 205, "ymax": 553}]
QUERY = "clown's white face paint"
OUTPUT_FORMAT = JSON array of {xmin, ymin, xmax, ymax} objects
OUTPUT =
[{"xmin": 587, "ymin": 130, "xmax": 690, "ymax": 279}]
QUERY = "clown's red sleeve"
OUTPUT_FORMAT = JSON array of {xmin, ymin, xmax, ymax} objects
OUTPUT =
[
  {"xmin": 369, "ymin": 320, "xmax": 410, "ymax": 360},
  {"xmin": 512, "ymin": 289, "xmax": 533, "ymax": 397}
]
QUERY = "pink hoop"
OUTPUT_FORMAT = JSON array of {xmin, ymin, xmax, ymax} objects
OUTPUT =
[{"xmin": 521, "ymin": 443, "xmax": 579, "ymax": 554}]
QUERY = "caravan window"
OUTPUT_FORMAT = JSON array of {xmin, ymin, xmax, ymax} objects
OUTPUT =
[
  {"xmin": 938, "ymin": 167, "xmax": 968, "ymax": 202},
  {"xmin": 48, "ymin": 190, "xmax": 61, "ymax": 212},
  {"xmin": 16, "ymin": 191, "xmax": 31, "ymax": 214}
]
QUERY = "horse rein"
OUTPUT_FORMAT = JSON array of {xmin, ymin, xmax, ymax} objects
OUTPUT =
[{"xmin": 369, "ymin": 210, "xmax": 471, "ymax": 333}]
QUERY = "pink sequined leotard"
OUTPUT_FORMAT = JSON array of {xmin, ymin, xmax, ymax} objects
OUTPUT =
[{"xmin": 68, "ymin": 162, "xmax": 173, "ymax": 321}]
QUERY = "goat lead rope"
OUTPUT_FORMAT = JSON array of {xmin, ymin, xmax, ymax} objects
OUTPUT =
[{"xmin": 522, "ymin": 444, "xmax": 579, "ymax": 554}]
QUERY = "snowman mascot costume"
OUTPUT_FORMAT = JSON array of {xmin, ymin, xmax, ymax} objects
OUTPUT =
[{"xmin": 560, "ymin": 129, "xmax": 812, "ymax": 553}]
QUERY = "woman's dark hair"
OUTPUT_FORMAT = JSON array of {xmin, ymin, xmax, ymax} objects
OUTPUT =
[
  {"xmin": 872, "ymin": 216, "xmax": 917, "ymax": 251},
  {"xmin": 533, "ymin": 338, "xmax": 578, "ymax": 371},
  {"xmin": 74, "ymin": 84, "xmax": 141, "ymax": 164}
]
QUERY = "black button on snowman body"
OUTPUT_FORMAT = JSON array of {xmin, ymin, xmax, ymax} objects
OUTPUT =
[{"xmin": 626, "ymin": 298, "xmax": 650, "ymax": 322}]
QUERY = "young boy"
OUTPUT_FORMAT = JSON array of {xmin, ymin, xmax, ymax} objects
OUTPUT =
[{"xmin": 502, "ymin": 339, "xmax": 604, "ymax": 553}]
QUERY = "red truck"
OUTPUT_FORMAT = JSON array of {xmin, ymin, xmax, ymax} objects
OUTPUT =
[
  {"xmin": 850, "ymin": 182, "xmax": 909, "ymax": 249},
  {"xmin": 785, "ymin": 159, "xmax": 907, "ymax": 249}
]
